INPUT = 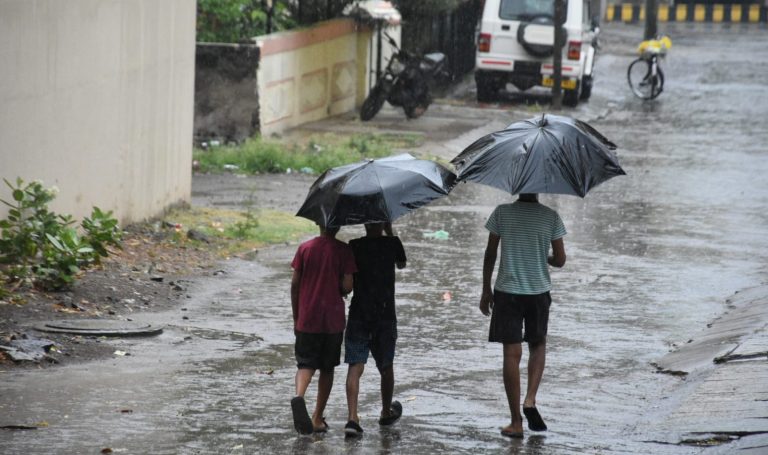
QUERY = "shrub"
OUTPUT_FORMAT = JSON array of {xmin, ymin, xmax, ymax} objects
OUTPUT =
[{"xmin": 0, "ymin": 178, "xmax": 122, "ymax": 291}]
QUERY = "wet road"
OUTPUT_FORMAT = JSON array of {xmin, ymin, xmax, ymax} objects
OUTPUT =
[{"xmin": 3, "ymin": 24, "xmax": 768, "ymax": 454}]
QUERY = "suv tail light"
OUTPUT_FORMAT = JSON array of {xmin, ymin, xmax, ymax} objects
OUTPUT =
[
  {"xmin": 478, "ymin": 33, "xmax": 491, "ymax": 53},
  {"xmin": 567, "ymin": 41, "xmax": 582, "ymax": 60}
]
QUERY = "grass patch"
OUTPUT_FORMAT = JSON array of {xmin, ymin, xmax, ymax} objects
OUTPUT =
[
  {"xmin": 194, "ymin": 132, "xmax": 425, "ymax": 175},
  {"xmin": 166, "ymin": 206, "xmax": 315, "ymax": 255}
]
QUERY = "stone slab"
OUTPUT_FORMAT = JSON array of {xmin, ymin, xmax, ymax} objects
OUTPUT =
[{"xmin": 33, "ymin": 319, "xmax": 163, "ymax": 337}]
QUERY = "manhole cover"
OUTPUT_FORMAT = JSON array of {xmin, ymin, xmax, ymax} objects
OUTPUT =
[{"xmin": 34, "ymin": 319, "xmax": 163, "ymax": 337}]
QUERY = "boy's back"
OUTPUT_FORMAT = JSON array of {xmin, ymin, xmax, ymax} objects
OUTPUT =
[
  {"xmin": 292, "ymin": 235, "xmax": 356, "ymax": 333},
  {"xmin": 348, "ymin": 236, "xmax": 406, "ymax": 322}
]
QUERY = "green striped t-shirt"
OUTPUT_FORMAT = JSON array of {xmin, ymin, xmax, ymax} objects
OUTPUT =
[{"xmin": 485, "ymin": 201, "xmax": 566, "ymax": 295}]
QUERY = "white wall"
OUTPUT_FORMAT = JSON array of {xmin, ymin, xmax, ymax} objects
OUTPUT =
[
  {"xmin": 0, "ymin": 0, "xmax": 196, "ymax": 224},
  {"xmin": 257, "ymin": 18, "xmax": 372, "ymax": 137}
]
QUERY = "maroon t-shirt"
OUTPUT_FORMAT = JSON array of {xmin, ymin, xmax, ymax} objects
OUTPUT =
[{"xmin": 291, "ymin": 236, "xmax": 357, "ymax": 333}]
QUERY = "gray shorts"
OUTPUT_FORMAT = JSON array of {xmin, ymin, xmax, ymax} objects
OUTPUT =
[{"xmin": 489, "ymin": 291, "xmax": 551, "ymax": 344}]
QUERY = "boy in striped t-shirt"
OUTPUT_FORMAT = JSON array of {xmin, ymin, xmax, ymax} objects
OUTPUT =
[{"xmin": 479, "ymin": 193, "xmax": 567, "ymax": 439}]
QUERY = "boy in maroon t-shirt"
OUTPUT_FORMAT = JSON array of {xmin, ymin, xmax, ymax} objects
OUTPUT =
[{"xmin": 290, "ymin": 225, "xmax": 357, "ymax": 434}]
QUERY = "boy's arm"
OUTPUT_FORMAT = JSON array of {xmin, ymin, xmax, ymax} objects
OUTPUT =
[
  {"xmin": 290, "ymin": 269, "xmax": 301, "ymax": 327},
  {"xmin": 341, "ymin": 273, "xmax": 353, "ymax": 296},
  {"xmin": 480, "ymin": 232, "xmax": 500, "ymax": 316}
]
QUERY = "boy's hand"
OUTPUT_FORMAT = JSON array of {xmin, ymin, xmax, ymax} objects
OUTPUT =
[{"xmin": 479, "ymin": 289, "xmax": 493, "ymax": 316}]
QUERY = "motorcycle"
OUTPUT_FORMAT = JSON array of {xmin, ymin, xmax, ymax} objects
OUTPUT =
[{"xmin": 360, "ymin": 33, "xmax": 447, "ymax": 121}]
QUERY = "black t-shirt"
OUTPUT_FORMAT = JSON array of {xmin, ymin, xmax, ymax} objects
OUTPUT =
[{"xmin": 348, "ymin": 236, "xmax": 406, "ymax": 322}]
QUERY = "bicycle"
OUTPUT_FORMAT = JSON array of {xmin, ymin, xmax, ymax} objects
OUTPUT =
[{"xmin": 627, "ymin": 35, "xmax": 671, "ymax": 100}]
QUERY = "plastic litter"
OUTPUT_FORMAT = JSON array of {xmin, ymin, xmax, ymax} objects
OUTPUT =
[{"xmin": 423, "ymin": 230, "xmax": 449, "ymax": 240}]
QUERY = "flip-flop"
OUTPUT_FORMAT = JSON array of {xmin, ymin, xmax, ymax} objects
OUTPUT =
[
  {"xmin": 523, "ymin": 407, "xmax": 547, "ymax": 431},
  {"xmin": 501, "ymin": 428, "xmax": 524, "ymax": 439},
  {"xmin": 313, "ymin": 418, "xmax": 329, "ymax": 433},
  {"xmin": 291, "ymin": 396, "xmax": 313, "ymax": 435},
  {"xmin": 344, "ymin": 420, "xmax": 364, "ymax": 437},
  {"xmin": 378, "ymin": 400, "xmax": 403, "ymax": 426}
]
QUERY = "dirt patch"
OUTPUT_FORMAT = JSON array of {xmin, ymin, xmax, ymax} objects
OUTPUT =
[
  {"xmin": 0, "ymin": 219, "xmax": 222, "ymax": 370},
  {"xmin": 0, "ymin": 172, "xmax": 317, "ymax": 370}
]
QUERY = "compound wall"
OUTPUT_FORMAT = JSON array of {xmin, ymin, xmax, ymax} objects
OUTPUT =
[{"xmin": 0, "ymin": 0, "xmax": 196, "ymax": 224}]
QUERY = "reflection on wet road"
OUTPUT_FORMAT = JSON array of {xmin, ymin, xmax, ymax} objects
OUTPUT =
[{"xmin": 2, "ymin": 24, "xmax": 768, "ymax": 454}]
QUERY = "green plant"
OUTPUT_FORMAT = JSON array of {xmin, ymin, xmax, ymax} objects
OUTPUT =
[
  {"xmin": 227, "ymin": 192, "xmax": 260, "ymax": 239},
  {"xmin": 197, "ymin": 0, "xmax": 297, "ymax": 43},
  {"xmin": 82, "ymin": 207, "xmax": 123, "ymax": 260},
  {"xmin": 193, "ymin": 133, "xmax": 398, "ymax": 175},
  {"xmin": 36, "ymin": 229, "xmax": 94, "ymax": 290},
  {"xmin": 0, "ymin": 178, "xmax": 72, "ymax": 270},
  {"xmin": 0, "ymin": 178, "xmax": 122, "ymax": 291}
]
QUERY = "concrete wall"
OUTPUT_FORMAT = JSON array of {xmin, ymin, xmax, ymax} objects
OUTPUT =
[
  {"xmin": 257, "ymin": 19, "xmax": 371, "ymax": 136},
  {"xmin": 0, "ymin": 0, "xmax": 196, "ymax": 225},
  {"xmin": 194, "ymin": 43, "xmax": 261, "ymax": 144}
]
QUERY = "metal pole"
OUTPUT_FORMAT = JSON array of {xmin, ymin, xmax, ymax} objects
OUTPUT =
[
  {"xmin": 265, "ymin": 0, "xmax": 273, "ymax": 34},
  {"xmin": 376, "ymin": 25, "xmax": 383, "ymax": 79},
  {"xmin": 644, "ymin": 0, "xmax": 658, "ymax": 39},
  {"xmin": 552, "ymin": 0, "xmax": 566, "ymax": 109}
]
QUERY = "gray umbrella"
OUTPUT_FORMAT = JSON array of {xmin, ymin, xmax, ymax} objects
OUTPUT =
[
  {"xmin": 296, "ymin": 153, "xmax": 456, "ymax": 227},
  {"xmin": 450, "ymin": 114, "xmax": 625, "ymax": 197}
]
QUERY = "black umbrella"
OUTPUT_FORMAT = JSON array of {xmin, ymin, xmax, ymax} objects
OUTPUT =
[
  {"xmin": 450, "ymin": 114, "xmax": 625, "ymax": 197},
  {"xmin": 296, "ymin": 153, "xmax": 457, "ymax": 227}
]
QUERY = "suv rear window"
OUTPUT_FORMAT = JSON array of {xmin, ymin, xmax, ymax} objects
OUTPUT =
[{"xmin": 499, "ymin": 0, "xmax": 565, "ymax": 21}]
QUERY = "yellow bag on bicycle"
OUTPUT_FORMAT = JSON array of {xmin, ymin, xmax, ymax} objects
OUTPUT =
[{"xmin": 638, "ymin": 36, "xmax": 672, "ymax": 56}]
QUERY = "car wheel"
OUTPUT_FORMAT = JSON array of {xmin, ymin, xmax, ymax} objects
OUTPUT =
[
  {"xmin": 475, "ymin": 72, "xmax": 498, "ymax": 102},
  {"xmin": 517, "ymin": 15, "xmax": 556, "ymax": 58},
  {"xmin": 579, "ymin": 75, "xmax": 593, "ymax": 101}
]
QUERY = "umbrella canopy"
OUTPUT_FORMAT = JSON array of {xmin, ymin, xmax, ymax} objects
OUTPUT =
[
  {"xmin": 450, "ymin": 114, "xmax": 626, "ymax": 197},
  {"xmin": 296, "ymin": 153, "xmax": 457, "ymax": 227}
]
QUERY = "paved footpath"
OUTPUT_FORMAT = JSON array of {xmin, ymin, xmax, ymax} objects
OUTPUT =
[{"xmin": 651, "ymin": 284, "xmax": 768, "ymax": 453}]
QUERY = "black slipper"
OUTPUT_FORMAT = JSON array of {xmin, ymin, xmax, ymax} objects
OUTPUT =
[
  {"xmin": 378, "ymin": 400, "xmax": 403, "ymax": 426},
  {"xmin": 291, "ymin": 396, "xmax": 313, "ymax": 435},
  {"xmin": 313, "ymin": 418, "xmax": 329, "ymax": 433},
  {"xmin": 501, "ymin": 427, "xmax": 524, "ymax": 438},
  {"xmin": 344, "ymin": 420, "xmax": 364, "ymax": 437},
  {"xmin": 523, "ymin": 407, "xmax": 547, "ymax": 431}
]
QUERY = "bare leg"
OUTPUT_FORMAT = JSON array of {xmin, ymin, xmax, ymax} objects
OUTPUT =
[
  {"xmin": 346, "ymin": 363, "xmax": 365, "ymax": 422},
  {"xmin": 380, "ymin": 365, "xmax": 394, "ymax": 416},
  {"xmin": 295, "ymin": 368, "xmax": 315, "ymax": 397},
  {"xmin": 523, "ymin": 340, "xmax": 546, "ymax": 408},
  {"xmin": 312, "ymin": 369, "xmax": 334, "ymax": 429},
  {"xmin": 502, "ymin": 343, "xmax": 524, "ymax": 433}
]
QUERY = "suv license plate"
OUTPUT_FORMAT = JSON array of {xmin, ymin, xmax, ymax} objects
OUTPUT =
[{"xmin": 542, "ymin": 76, "xmax": 577, "ymax": 90}]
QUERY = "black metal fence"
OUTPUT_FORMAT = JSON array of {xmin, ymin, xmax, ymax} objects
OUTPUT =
[{"xmin": 399, "ymin": 0, "xmax": 483, "ymax": 80}]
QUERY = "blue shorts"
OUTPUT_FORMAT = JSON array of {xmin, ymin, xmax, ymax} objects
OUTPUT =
[{"xmin": 344, "ymin": 319, "xmax": 397, "ymax": 372}]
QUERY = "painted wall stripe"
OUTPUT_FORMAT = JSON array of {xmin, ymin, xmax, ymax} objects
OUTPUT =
[
  {"xmin": 713, "ymin": 4, "xmax": 724, "ymax": 22},
  {"xmin": 604, "ymin": 3, "xmax": 766, "ymax": 22}
]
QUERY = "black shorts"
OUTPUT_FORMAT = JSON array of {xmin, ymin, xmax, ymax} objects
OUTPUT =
[
  {"xmin": 294, "ymin": 331, "xmax": 343, "ymax": 372},
  {"xmin": 489, "ymin": 291, "xmax": 551, "ymax": 344}
]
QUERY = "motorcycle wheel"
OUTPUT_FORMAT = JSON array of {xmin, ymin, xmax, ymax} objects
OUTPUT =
[
  {"xmin": 360, "ymin": 85, "xmax": 388, "ymax": 121},
  {"xmin": 404, "ymin": 103, "xmax": 428, "ymax": 119}
]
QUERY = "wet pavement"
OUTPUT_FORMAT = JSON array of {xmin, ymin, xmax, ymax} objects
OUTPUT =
[{"xmin": 2, "ymin": 23, "xmax": 768, "ymax": 454}]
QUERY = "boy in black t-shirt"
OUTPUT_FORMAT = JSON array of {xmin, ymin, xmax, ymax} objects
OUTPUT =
[{"xmin": 343, "ymin": 222, "xmax": 407, "ymax": 436}]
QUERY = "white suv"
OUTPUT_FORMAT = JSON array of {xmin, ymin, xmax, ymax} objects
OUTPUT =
[{"xmin": 475, "ymin": 0, "xmax": 599, "ymax": 106}]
